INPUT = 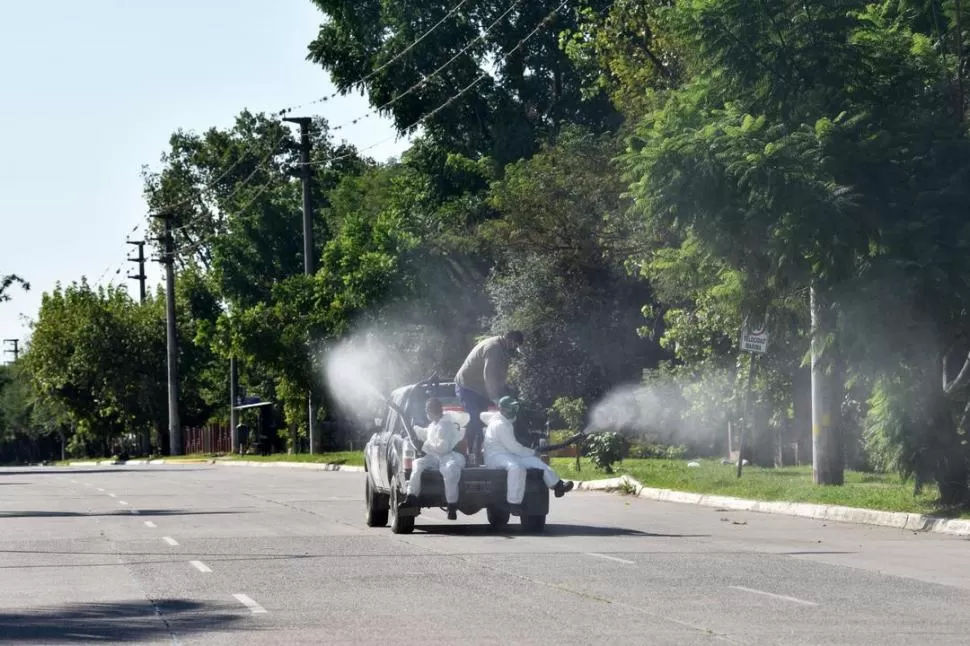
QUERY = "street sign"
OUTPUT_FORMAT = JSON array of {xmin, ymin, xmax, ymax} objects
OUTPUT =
[{"xmin": 740, "ymin": 319, "xmax": 768, "ymax": 354}]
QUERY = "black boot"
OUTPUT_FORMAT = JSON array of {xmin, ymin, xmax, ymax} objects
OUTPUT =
[
  {"xmin": 553, "ymin": 480, "xmax": 574, "ymax": 498},
  {"xmin": 509, "ymin": 503, "xmax": 523, "ymax": 517},
  {"xmin": 447, "ymin": 503, "xmax": 458, "ymax": 520}
]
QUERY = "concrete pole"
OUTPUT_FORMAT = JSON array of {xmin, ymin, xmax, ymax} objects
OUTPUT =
[
  {"xmin": 811, "ymin": 285, "xmax": 843, "ymax": 485},
  {"xmin": 230, "ymin": 357, "xmax": 239, "ymax": 454},
  {"xmin": 283, "ymin": 116, "xmax": 318, "ymax": 454},
  {"xmin": 158, "ymin": 213, "xmax": 182, "ymax": 456}
]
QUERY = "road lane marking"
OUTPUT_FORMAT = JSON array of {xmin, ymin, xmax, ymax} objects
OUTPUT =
[
  {"xmin": 162, "ymin": 537, "xmax": 179, "ymax": 546},
  {"xmin": 729, "ymin": 586, "xmax": 817, "ymax": 606},
  {"xmin": 586, "ymin": 552, "xmax": 634, "ymax": 565},
  {"xmin": 69, "ymin": 479, "xmax": 77, "ymax": 484},
  {"xmin": 107, "ymin": 493, "xmax": 117, "ymax": 498},
  {"xmin": 118, "ymin": 501, "xmax": 129, "ymax": 506},
  {"xmin": 96, "ymin": 488, "xmax": 105, "ymax": 492},
  {"xmin": 233, "ymin": 594, "xmax": 267, "ymax": 614},
  {"xmin": 190, "ymin": 560, "xmax": 212, "ymax": 573},
  {"xmin": 144, "ymin": 521, "xmax": 157, "ymax": 528}
]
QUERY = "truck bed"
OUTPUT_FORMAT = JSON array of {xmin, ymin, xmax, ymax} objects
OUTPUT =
[{"xmin": 409, "ymin": 466, "xmax": 549, "ymax": 516}]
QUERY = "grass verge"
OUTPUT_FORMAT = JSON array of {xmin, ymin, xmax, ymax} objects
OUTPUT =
[{"xmin": 549, "ymin": 457, "xmax": 968, "ymax": 518}]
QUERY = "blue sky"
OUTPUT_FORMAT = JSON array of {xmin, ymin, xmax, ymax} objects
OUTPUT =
[{"xmin": 0, "ymin": 0, "xmax": 411, "ymax": 355}]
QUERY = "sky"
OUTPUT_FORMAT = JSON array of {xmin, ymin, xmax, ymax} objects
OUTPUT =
[{"xmin": 0, "ymin": 0, "xmax": 412, "ymax": 359}]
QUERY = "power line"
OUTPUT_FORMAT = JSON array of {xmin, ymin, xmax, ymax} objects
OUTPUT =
[
  {"xmin": 164, "ymin": 1, "xmax": 574, "ymax": 260},
  {"xmin": 277, "ymin": 0, "xmax": 475, "ymax": 116},
  {"xmin": 327, "ymin": 0, "xmax": 524, "ymax": 134},
  {"xmin": 309, "ymin": 0, "xmax": 574, "ymax": 168}
]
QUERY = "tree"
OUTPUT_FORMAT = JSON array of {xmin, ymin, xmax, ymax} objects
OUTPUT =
[
  {"xmin": 483, "ymin": 127, "xmax": 660, "ymax": 409},
  {"xmin": 0, "ymin": 274, "xmax": 28, "ymax": 303},
  {"xmin": 619, "ymin": 0, "xmax": 970, "ymax": 496},
  {"xmin": 306, "ymin": 0, "xmax": 621, "ymax": 164}
]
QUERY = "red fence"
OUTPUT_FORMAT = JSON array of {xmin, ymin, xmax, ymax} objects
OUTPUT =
[{"xmin": 184, "ymin": 425, "xmax": 231, "ymax": 455}]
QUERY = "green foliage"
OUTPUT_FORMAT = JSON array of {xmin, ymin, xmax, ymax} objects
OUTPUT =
[
  {"xmin": 0, "ymin": 274, "xmax": 29, "ymax": 303},
  {"xmin": 306, "ymin": 0, "xmax": 621, "ymax": 163},
  {"xmin": 584, "ymin": 431, "xmax": 627, "ymax": 473},
  {"xmin": 550, "ymin": 396, "xmax": 587, "ymax": 433}
]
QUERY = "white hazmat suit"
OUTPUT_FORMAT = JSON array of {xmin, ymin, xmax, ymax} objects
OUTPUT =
[
  {"xmin": 407, "ymin": 412, "xmax": 466, "ymax": 504},
  {"xmin": 482, "ymin": 411, "xmax": 561, "ymax": 505}
]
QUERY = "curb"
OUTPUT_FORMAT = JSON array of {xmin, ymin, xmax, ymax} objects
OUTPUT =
[
  {"xmin": 64, "ymin": 459, "xmax": 364, "ymax": 472},
  {"xmin": 66, "ymin": 459, "xmax": 211, "ymax": 466},
  {"xmin": 214, "ymin": 460, "xmax": 365, "ymax": 472},
  {"xmin": 577, "ymin": 475, "xmax": 970, "ymax": 537}
]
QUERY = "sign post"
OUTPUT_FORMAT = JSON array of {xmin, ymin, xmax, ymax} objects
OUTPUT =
[{"xmin": 737, "ymin": 317, "xmax": 768, "ymax": 477}]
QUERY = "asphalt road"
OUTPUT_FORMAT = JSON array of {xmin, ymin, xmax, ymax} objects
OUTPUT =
[{"xmin": 2, "ymin": 465, "xmax": 970, "ymax": 645}]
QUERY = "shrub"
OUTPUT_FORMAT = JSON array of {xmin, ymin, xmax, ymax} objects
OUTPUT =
[{"xmin": 585, "ymin": 432, "xmax": 626, "ymax": 473}]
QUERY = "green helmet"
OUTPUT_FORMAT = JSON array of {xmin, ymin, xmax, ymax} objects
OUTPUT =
[{"xmin": 498, "ymin": 396, "xmax": 520, "ymax": 417}]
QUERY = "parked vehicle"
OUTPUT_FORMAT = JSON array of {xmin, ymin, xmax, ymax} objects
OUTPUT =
[{"xmin": 363, "ymin": 376, "xmax": 551, "ymax": 534}]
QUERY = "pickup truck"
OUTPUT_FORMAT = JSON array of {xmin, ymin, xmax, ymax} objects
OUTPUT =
[{"xmin": 363, "ymin": 377, "xmax": 551, "ymax": 534}]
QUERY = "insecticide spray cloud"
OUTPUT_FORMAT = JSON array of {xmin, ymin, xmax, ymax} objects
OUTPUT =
[
  {"xmin": 320, "ymin": 326, "xmax": 413, "ymax": 424},
  {"xmin": 584, "ymin": 369, "xmax": 734, "ymax": 450}
]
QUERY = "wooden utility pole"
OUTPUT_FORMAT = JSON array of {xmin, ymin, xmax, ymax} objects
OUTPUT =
[
  {"xmin": 153, "ymin": 212, "xmax": 182, "ymax": 456},
  {"xmin": 283, "ymin": 116, "xmax": 318, "ymax": 454},
  {"xmin": 126, "ymin": 239, "xmax": 147, "ymax": 303}
]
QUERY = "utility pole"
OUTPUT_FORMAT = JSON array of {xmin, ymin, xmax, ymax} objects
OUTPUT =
[
  {"xmin": 230, "ymin": 357, "xmax": 239, "ymax": 453},
  {"xmin": 810, "ymin": 285, "xmax": 843, "ymax": 485},
  {"xmin": 126, "ymin": 239, "xmax": 147, "ymax": 303},
  {"xmin": 283, "ymin": 116, "xmax": 318, "ymax": 454},
  {"xmin": 2, "ymin": 338, "xmax": 19, "ymax": 363},
  {"xmin": 153, "ymin": 212, "xmax": 182, "ymax": 456}
]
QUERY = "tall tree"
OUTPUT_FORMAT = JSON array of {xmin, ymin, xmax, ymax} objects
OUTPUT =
[{"xmin": 306, "ymin": 0, "xmax": 621, "ymax": 164}]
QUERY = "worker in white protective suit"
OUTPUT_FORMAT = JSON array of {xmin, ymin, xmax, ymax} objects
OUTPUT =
[
  {"xmin": 403, "ymin": 397, "xmax": 466, "ymax": 520},
  {"xmin": 482, "ymin": 396, "xmax": 574, "ymax": 516}
]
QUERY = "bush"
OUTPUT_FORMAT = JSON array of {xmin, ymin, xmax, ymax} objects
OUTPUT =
[{"xmin": 585, "ymin": 432, "xmax": 627, "ymax": 473}]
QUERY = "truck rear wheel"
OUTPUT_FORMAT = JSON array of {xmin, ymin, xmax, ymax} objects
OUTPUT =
[
  {"xmin": 486, "ymin": 505, "xmax": 510, "ymax": 528},
  {"xmin": 365, "ymin": 477, "xmax": 388, "ymax": 527},
  {"xmin": 520, "ymin": 513, "xmax": 546, "ymax": 533},
  {"xmin": 389, "ymin": 487, "xmax": 415, "ymax": 534}
]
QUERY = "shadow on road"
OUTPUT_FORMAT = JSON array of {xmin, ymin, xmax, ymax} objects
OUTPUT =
[
  {"xmin": 416, "ymin": 523, "xmax": 709, "ymax": 539},
  {"xmin": 0, "ymin": 509, "xmax": 243, "ymax": 518},
  {"xmin": 0, "ymin": 599, "xmax": 249, "ymax": 643}
]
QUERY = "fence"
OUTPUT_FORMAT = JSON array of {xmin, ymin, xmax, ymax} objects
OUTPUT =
[{"xmin": 184, "ymin": 425, "xmax": 231, "ymax": 455}]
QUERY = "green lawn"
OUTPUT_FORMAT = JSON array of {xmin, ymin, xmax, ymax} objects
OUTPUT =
[{"xmin": 549, "ymin": 457, "xmax": 964, "ymax": 517}]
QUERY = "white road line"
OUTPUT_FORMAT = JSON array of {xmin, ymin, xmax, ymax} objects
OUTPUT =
[
  {"xmin": 69, "ymin": 479, "xmax": 77, "ymax": 484},
  {"xmin": 586, "ymin": 552, "xmax": 635, "ymax": 565},
  {"xmin": 144, "ymin": 521, "xmax": 157, "ymax": 528},
  {"xmin": 233, "ymin": 594, "xmax": 267, "ymax": 614},
  {"xmin": 96, "ymin": 488, "xmax": 105, "ymax": 492},
  {"xmin": 107, "ymin": 493, "xmax": 117, "ymax": 498},
  {"xmin": 729, "ymin": 586, "xmax": 818, "ymax": 607},
  {"xmin": 190, "ymin": 560, "xmax": 212, "ymax": 573},
  {"xmin": 118, "ymin": 501, "xmax": 129, "ymax": 506},
  {"xmin": 162, "ymin": 537, "xmax": 179, "ymax": 546}
]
